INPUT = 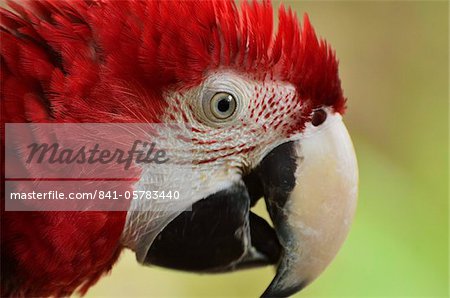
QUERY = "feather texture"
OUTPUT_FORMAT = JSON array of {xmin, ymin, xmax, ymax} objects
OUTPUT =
[{"xmin": 1, "ymin": 0, "xmax": 345, "ymax": 296}]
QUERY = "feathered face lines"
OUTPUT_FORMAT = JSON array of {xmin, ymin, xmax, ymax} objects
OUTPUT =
[{"xmin": 162, "ymin": 70, "xmax": 312, "ymax": 170}]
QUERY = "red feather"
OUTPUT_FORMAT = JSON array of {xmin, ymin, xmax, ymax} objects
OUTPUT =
[{"xmin": 1, "ymin": 0, "xmax": 345, "ymax": 296}]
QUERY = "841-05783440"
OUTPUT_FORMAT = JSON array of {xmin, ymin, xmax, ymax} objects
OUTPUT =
[{"xmin": 98, "ymin": 190, "xmax": 180, "ymax": 200}]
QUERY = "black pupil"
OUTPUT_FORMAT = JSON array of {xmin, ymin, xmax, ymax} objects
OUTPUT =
[{"xmin": 217, "ymin": 98, "xmax": 231, "ymax": 113}]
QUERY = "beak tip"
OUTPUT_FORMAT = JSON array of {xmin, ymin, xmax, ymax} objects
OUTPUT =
[{"xmin": 261, "ymin": 279, "xmax": 309, "ymax": 298}]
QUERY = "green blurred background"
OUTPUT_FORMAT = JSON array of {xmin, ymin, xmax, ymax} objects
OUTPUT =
[{"xmin": 83, "ymin": 1, "xmax": 448, "ymax": 297}]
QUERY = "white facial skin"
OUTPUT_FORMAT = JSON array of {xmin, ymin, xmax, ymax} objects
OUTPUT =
[
  {"xmin": 121, "ymin": 70, "xmax": 304, "ymax": 258},
  {"xmin": 163, "ymin": 70, "xmax": 304, "ymax": 170}
]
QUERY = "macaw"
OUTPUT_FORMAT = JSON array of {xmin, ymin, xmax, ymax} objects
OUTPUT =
[{"xmin": 0, "ymin": 0, "xmax": 358, "ymax": 297}]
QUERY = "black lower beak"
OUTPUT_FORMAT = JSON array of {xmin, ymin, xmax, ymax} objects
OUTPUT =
[
  {"xmin": 144, "ymin": 180, "xmax": 281, "ymax": 272},
  {"xmin": 143, "ymin": 142, "xmax": 301, "ymax": 297},
  {"xmin": 144, "ymin": 143, "xmax": 303, "ymax": 294}
]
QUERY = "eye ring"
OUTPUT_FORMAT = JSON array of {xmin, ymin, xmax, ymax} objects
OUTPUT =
[{"xmin": 207, "ymin": 92, "xmax": 238, "ymax": 121}]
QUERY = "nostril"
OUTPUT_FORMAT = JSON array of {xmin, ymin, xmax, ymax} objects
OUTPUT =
[{"xmin": 311, "ymin": 109, "xmax": 327, "ymax": 126}]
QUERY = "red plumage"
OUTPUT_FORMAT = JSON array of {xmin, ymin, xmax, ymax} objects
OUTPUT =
[{"xmin": 1, "ymin": 0, "xmax": 345, "ymax": 296}]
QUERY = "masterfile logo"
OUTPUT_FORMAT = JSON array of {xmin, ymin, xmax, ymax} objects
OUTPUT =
[{"xmin": 5, "ymin": 123, "xmax": 195, "ymax": 211}]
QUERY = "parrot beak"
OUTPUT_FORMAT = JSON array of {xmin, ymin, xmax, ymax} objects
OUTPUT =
[
  {"xmin": 141, "ymin": 114, "xmax": 357, "ymax": 297},
  {"xmin": 256, "ymin": 114, "xmax": 358, "ymax": 296}
]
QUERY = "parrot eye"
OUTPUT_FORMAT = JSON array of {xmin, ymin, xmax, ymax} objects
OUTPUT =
[{"xmin": 208, "ymin": 92, "xmax": 237, "ymax": 121}]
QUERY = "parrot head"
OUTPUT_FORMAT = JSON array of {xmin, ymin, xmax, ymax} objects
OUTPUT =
[
  {"xmin": 117, "ymin": 2, "xmax": 358, "ymax": 296},
  {"xmin": 1, "ymin": 0, "xmax": 358, "ymax": 297}
]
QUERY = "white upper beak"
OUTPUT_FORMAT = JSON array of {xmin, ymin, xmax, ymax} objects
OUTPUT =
[{"xmin": 263, "ymin": 113, "xmax": 358, "ymax": 296}]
